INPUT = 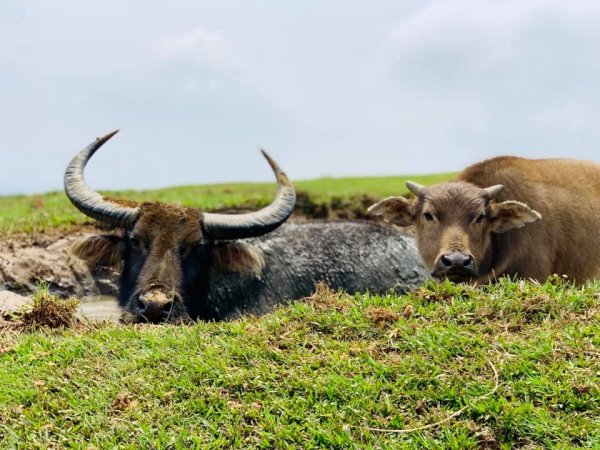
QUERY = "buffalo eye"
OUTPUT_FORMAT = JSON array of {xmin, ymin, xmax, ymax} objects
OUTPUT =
[
  {"xmin": 475, "ymin": 214, "xmax": 486, "ymax": 224},
  {"xmin": 423, "ymin": 212, "xmax": 434, "ymax": 222},
  {"xmin": 130, "ymin": 237, "xmax": 142, "ymax": 250},
  {"xmin": 182, "ymin": 243, "xmax": 205, "ymax": 258},
  {"xmin": 179, "ymin": 245, "xmax": 195, "ymax": 257}
]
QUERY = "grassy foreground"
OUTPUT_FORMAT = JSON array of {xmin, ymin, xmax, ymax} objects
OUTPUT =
[
  {"xmin": 0, "ymin": 278, "xmax": 598, "ymax": 448},
  {"xmin": 0, "ymin": 173, "xmax": 453, "ymax": 236}
]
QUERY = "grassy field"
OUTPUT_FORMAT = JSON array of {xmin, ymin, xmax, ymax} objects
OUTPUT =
[
  {"xmin": 0, "ymin": 279, "xmax": 598, "ymax": 448},
  {"xmin": 0, "ymin": 173, "xmax": 454, "ymax": 236},
  {"xmin": 0, "ymin": 175, "xmax": 598, "ymax": 448}
]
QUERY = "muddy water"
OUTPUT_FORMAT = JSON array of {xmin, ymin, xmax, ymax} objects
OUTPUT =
[{"xmin": 77, "ymin": 295, "xmax": 121, "ymax": 323}]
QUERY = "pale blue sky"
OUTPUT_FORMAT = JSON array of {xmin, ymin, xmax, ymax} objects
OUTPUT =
[{"xmin": 2, "ymin": 0, "xmax": 600, "ymax": 195}]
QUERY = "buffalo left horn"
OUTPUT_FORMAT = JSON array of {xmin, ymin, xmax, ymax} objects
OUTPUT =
[
  {"xmin": 201, "ymin": 149, "xmax": 296, "ymax": 240},
  {"xmin": 64, "ymin": 130, "xmax": 140, "ymax": 229},
  {"xmin": 483, "ymin": 184, "xmax": 504, "ymax": 198}
]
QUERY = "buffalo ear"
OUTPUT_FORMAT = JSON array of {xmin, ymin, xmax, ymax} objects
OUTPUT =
[
  {"xmin": 212, "ymin": 242, "xmax": 265, "ymax": 276},
  {"xmin": 489, "ymin": 201, "xmax": 541, "ymax": 233},
  {"xmin": 71, "ymin": 235, "xmax": 125, "ymax": 268},
  {"xmin": 367, "ymin": 196, "xmax": 416, "ymax": 227}
]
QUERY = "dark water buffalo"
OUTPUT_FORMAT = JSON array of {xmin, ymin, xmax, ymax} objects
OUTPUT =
[
  {"xmin": 66, "ymin": 131, "xmax": 425, "ymax": 322},
  {"xmin": 369, "ymin": 156, "xmax": 600, "ymax": 284},
  {"xmin": 185, "ymin": 221, "xmax": 424, "ymax": 320}
]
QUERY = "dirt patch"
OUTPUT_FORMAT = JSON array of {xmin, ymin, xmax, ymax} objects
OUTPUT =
[
  {"xmin": 209, "ymin": 191, "xmax": 386, "ymax": 222},
  {"xmin": 110, "ymin": 393, "xmax": 139, "ymax": 415},
  {"xmin": 0, "ymin": 228, "xmax": 119, "ymax": 299},
  {"xmin": 294, "ymin": 191, "xmax": 377, "ymax": 221},
  {"xmin": 0, "ymin": 290, "xmax": 29, "ymax": 312},
  {"xmin": 366, "ymin": 307, "xmax": 400, "ymax": 328}
]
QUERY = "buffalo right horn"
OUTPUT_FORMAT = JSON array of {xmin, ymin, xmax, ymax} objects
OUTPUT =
[
  {"xmin": 64, "ymin": 130, "xmax": 140, "ymax": 229},
  {"xmin": 201, "ymin": 150, "xmax": 296, "ymax": 240},
  {"xmin": 405, "ymin": 181, "xmax": 425, "ymax": 196}
]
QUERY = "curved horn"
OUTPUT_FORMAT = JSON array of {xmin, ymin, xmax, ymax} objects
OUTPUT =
[
  {"xmin": 64, "ymin": 130, "xmax": 139, "ymax": 229},
  {"xmin": 406, "ymin": 181, "xmax": 425, "ymax": 196},
  {"xmin": 483, "ymin": 184, "xmax": 504, "ymax": 198},
  {"xmin": 202, "ymin": 150, "xmax": 296, "ymax": 240}
]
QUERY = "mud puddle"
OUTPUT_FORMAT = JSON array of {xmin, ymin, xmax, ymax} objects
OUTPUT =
[
  {"xmin": 0, "ymin": 229, "xmax": 119, "ymax": 301},
  {"xmin": 0, "ymin": 291, "xmax": 121, "ymax": 323},
  {"xmin": 78, "ymin": 295, "xmax": 121, "ymax": 323}
]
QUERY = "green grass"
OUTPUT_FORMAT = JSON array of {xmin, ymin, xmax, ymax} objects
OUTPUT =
[
  {"xmin": 0, "ymin": 278, "xmax": 598, "ymax": 448},
  {"xmin": 1, "ymin": 175, "xmax": 597, "ymax": 447},
  {"xmin": 0, "ymin": 173, "xmax": 454, "ymax": 236}
]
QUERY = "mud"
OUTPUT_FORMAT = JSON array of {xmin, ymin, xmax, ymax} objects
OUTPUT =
[
  {"xmin": 0, "ymin": 290, "xmax": 29, "ymax": 312},
  {"xmin": 0, "ymin": 230, "xmax": 119, "ymax": 300},
  {"xmin": 209, "ymin": 191, "xmax": 382, "ymax": 221},
  {"xmin": 0, "ymin": 227, "xmax": 121, "ymax": 321}
]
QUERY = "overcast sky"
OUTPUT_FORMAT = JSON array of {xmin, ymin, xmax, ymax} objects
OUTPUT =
[{"xmin": 2, "ymin": 0, "xmax": 600, "ymax": 195}]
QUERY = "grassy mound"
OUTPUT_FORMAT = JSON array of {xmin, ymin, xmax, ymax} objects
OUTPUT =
[{"xmin": 0, "ymin": 278, "xmax": 597, "ymax": 448}]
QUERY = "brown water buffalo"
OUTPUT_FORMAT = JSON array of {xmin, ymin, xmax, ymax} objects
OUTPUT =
[
  {"xmin": 368, "ymin": 156, "xmax": 600, "ymax": 283},
  {"xmin": 65, "ymin": 131, "xmax": 426, "ymax": 323}
]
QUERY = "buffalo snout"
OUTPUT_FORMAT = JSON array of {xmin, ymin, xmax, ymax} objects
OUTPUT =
[
  {"xmin": 433, "ymin": 251, "xmax": 477, "ymax": 281},
  {"xmin": 134, "ymin": 289, "xmax": 183, "ymax": 323}
]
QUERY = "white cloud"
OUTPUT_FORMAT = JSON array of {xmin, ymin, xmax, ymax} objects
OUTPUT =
[
  {"xmin": 374, "ymin": 0, "xmax": 600, "ymax": 166},
  {"xmin": 391, "ymin": 0, "xmax": 600, "ymax": 43},
  {"xmin": 387, "ymin": 0, "xmax": 600, "ymax": 83},
  {"xmin": 153, "ymin": 28, "xmax": 234, "ymax": 70}
]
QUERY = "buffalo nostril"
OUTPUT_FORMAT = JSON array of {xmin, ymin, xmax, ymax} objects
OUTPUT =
[
  {"xmin": 161, "ymin": 301, "xmax": 174, "ymax": 317},
  {"xmin": 134, "ymin": 291, "xmax": 179, "ymax": 322},
  {"xmin": 439, "ymin": 252, "xmax": 475, "ymax": 269}
]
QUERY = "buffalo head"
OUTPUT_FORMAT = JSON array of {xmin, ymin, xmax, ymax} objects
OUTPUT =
[
  {"xmin": 65, "ymin": 131, "xmax": 295, "ymax": 322},
  {"xmin": 368, "ymin": 181, "xmax": 541, "ymax": 282}
]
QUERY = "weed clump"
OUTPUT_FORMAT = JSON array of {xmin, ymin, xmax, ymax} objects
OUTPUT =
[
  {"xmin": 19, "ymin": 285, "xmax": 79, "ymax": 329},
  {"xmin": 304, "ymin": 282, "xmax": 354, "ymax": 312}
]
